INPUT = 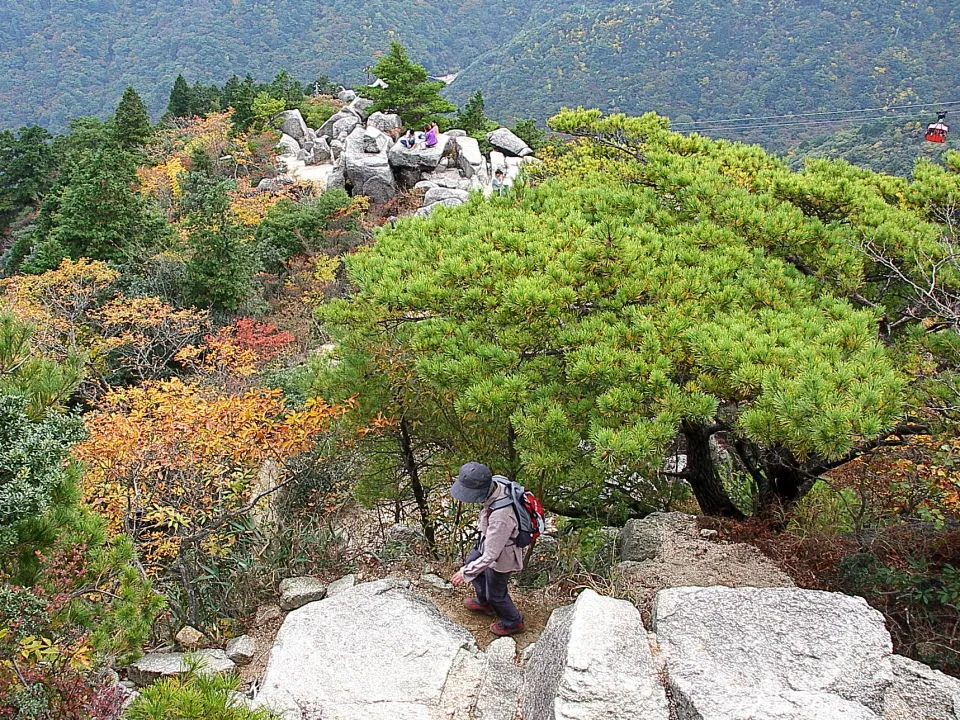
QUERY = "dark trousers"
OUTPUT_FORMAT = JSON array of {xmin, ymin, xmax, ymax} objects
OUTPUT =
[{"xmin": 465, "ymin": 548, "xmax": 523, "ymax": 627}]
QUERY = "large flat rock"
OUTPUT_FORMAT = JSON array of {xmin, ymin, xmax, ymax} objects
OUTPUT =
[
  {"xmin": 389, "ymin": 134, "xmax": 451, "ymax": 170},
  {"xmin": 524, "ymin": 589, "xmax": 669, "ymax": 720},
  {"xmin": 653, "ymin": 586, "xmax": 894, "ymax": 719},
  {"xmin": 253, "ymin": 579, "xmax": 486, "ymax": 720}
]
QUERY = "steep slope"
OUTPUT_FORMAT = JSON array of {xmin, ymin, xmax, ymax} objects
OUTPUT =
[
  {"xmin": 0, "ymin": 0, "xmax": 530, "ymax": 131},
  {"xmin": 450, "ymin": 0, "xmax": 960, "ymax": 127},
  {"xmin": 2, "ymin": 0, "xmax": 958, "ymax": 137}
]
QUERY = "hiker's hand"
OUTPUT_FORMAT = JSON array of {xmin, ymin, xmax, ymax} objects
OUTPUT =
[{"xmin": 450, "ymin": 571, "xmax": 466, "ymax": 586}]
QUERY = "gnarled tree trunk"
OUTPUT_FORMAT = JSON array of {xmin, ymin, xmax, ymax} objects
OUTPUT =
[{"xmin": 681, "ymin": 421, "xmax": 745, "ymax": 519}]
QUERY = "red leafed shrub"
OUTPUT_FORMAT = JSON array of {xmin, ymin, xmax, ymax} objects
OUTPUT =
[{"xmin": 231, "ymin": 317, "xmax": 296, "ymax": 363}]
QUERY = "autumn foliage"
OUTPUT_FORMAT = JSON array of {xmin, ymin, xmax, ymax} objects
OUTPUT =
[{"xmin": 76, "ymin": 378, "xmax": 353, "ymax": 569}]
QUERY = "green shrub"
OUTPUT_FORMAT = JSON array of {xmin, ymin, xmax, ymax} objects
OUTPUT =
[
  {"xmin": 299, "ymin": 98, "xmax": 339, "ymax": 129},
  {"xmin": 255, "ymin": 190, "xmax": 355, "ymax": 273},
  {"xmin": 125, "ymin": 659, "xmax": 279, "ymax": 720}
]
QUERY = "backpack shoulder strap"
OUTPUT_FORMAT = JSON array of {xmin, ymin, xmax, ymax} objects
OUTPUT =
[
  {"xmin": 488, "ymin": 478, "xmax": 524, "ymax": 526},
  {"xmin": 489, "ymin": 476, "xmax": 513, "ymax": 511}
]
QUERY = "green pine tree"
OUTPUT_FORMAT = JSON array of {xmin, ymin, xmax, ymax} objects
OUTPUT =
[
  {"xmin": 47, "ymin": 148, "xmax": 169, "ymax": 263},
  {"xmin": 183, "ymin": 178, "xmax": 257, "ymax": 312},
  {"xmin": 167, "ymin": 74, "xmax": 194, "ymax": 118},
  {"xmin": 227, "ymin": 74, "xmax": 259, "ymax": 132},
  {"xmin": 0, "ymin": 126, "xmax": 54, "ymax": 228},
  {"xmin": 318, "ymin": 108, "xmax": 927, "ymax": 521},
  {"xmin": 113, "ymin": 86, "xmax": 153, "ymax": 149},
  {"xmin": 455, "ymin": 90, "xmax": 496, "ymax": 138},
  {"xmin": 365, "ymin": 42, "xmax": 455, "ymax": 128}
]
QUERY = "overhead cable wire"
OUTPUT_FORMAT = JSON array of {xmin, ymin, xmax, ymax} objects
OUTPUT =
[
  {"xmin": 672, "ymin": 100, "xmax": 960, "ymax": 130},
  {"xmin": 683, "ymin": 111, "xmax": 927, "ymax": 134}
]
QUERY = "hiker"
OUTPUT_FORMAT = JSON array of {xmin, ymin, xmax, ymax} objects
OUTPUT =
[
  {"xmin": 399, "ymin": 128, "xmax": 416, "ymax": 149},
  {"xmin": 449, "ymin": 461, "xmax": 526, "ymax": 636},
  {"xmin": 423, "ymin": 121, "xmax": 439, "ymax": 148},
  {"xmin": 491, "ymin": 168, "xmax": 506, "ymax": 196}
]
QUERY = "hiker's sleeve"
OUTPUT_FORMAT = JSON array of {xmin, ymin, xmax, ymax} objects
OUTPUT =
[{"xmin": 460, "ymin": 510, "xmax": 515, "ymax": 582}]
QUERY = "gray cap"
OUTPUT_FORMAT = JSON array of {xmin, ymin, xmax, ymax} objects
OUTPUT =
[{"xmin": 450, "ymin": 462, "xmax": 493, "ymax": 503}]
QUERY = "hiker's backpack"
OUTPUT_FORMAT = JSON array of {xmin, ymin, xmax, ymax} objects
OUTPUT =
[{"xmin": 490, "ymin": 476, "xmax": 546, "ymax": 548}]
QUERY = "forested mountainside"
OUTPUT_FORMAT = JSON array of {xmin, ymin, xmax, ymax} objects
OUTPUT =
[
  {"xmin": 0, "ymin": 0, "xmax": 531, "ymax": 131},
  {"xmin": 3, "ymin": 0, "xmax": 959, "ymax": 137},
  {"xmin": 451, "ymin": 0, "xmax": 960, "ymax": 127}
]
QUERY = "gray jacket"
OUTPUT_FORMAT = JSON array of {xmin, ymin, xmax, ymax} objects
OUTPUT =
[{"xmin": 460, "ymin": 477, "xmax": 526, "ymax": 581}]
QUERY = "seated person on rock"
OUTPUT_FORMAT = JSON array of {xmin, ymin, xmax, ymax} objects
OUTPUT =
[
  {"xmin": 423, "ymin": 121, "xmax": 439, "ymax": 148},
  {"xmin": 399, "ymin": 129, "xmax": 417, "ymax": 149},
  {"xmin": 450, "ymin": 462, "xmax": 526, "ymax": 636}
]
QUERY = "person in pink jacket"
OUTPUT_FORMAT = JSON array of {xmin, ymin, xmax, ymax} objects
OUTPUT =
[{"xmin": 450, "ymin": 461, "xmax": 525, "ymax": 636}]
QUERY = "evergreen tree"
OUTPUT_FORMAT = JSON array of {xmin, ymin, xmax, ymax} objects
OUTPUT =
[
  {"xmin": 227, "ymin": 74, "xmax": 259, "ymax": 132},
  {"xmin": 319, "ymin": 109, "xmax": 925, "ymax": 521},
  {"xmin": 182, "ymin": 177, "xmax": 257, "ymax": 312},
  {"xmin": 221, "ymin": 74, "xmax": 243, "ymax": 110},
  {"xmin": 167, "ymin": 74, "xmax": 194, "ymax": 118},
  {"xmin": 365, "ymin": 42, "xmax": 455, "ymax": 128},
  {"xmin": 47, "ymin": 149, "xmax": 168, "ymax": 263},
  {"xmin": 191, "ymin": 79, "xmax": 220, "ymax": 116},
  {"xmin": 112, "ymin": 86, "xmax": 153, "ymax": 149},
  {"xmin": 0, "ymin": 126, "xmax": 54, "ymax": 228},
  {"xmin": 268, "ymin": 70, "xmax": 305, "ymax": 106},
  {"xmin": 455, "ymin": 90, "xmax": 496, "ymax": 138}
]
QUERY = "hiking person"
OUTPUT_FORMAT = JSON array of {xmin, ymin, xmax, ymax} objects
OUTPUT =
[
  {"xmin": 492, "ymin": 168, "xmax": 506, "ymax": 196},
  {"xmin": 449, "ymin": 461, "xmax": 526, "ymax": 636},
  {"xmin": 399, "ymin": 128, "xmax": 416, "ymax": 148},
  {"xmin": 423, "ymin": 121, "xmax": 439, "ymax": 148}
]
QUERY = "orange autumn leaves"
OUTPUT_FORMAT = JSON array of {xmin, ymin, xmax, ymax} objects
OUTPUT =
[
  {"xmin": 76, "ymin": 379, "xmax": 354, "ymax": 569},
  {"xmin": 1, "ymin": 259, "xmax": 347, "ymax": 570}
]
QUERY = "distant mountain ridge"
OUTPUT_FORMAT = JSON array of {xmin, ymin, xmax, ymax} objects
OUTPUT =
[{"xmin": 2, "ymin": 0, "xmax": 959, "ymax": 138}]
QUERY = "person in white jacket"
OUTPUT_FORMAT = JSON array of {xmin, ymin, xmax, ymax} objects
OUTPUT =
[{"xmin": 450, "ymin": 461, "xmax": 525, "ymax": 636}]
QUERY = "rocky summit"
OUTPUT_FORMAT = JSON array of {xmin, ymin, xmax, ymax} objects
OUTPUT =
[{"xmin": 265, "ymin": 95, "xmax": 539, "ymax": 215}]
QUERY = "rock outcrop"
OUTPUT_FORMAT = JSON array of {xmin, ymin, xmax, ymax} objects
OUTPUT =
[
  {"xmin": 367, "ymin": 111, "xmax": 402, "ymax": 134},
  {"xmin": 524, "ymin": 589, "xmax": 669, "ymax": 720},
  {"xmin": 486, "ymin": 128, "xmax": 533, "ymax": 158},
  {"xmin": 253, "ymin": 578, "xmax": 519, "ymax": 720},
  {"xmin": 475, "ymin": 638, "xmax": 523, "ymax": 720},
  {"xmin": 883, "ymin": 655, "xmax": 960, "ymax": 720},
  {"xmin": 454, "ymin": 136, "xmax": 488, "ymax": 181},
  {"xmin": 258, "ymin": 88, "xmax": 539, "ymax": 210},
  {"xmin": 248, "ymin": 570, "xmax": 960, "ymax": 720},
  {"xmin": 343, "ymin": 126, "xmax": 397, "ymax": 203},
  {"xmin": 277, "ymin": 110, "xmax": 309, "ymax": 145},
  {"xmin": 653, "ymin": 586, "xmax": 894, "ymax": 719}
]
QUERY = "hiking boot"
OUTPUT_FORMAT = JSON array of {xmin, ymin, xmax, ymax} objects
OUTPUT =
[
  {"xmin": 463, "ymin": 598, "xmax": 495, "ymax": 615},
  {"xmin": 490, "ymin": 619, "xmax": 525, "ymax": 636}
]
